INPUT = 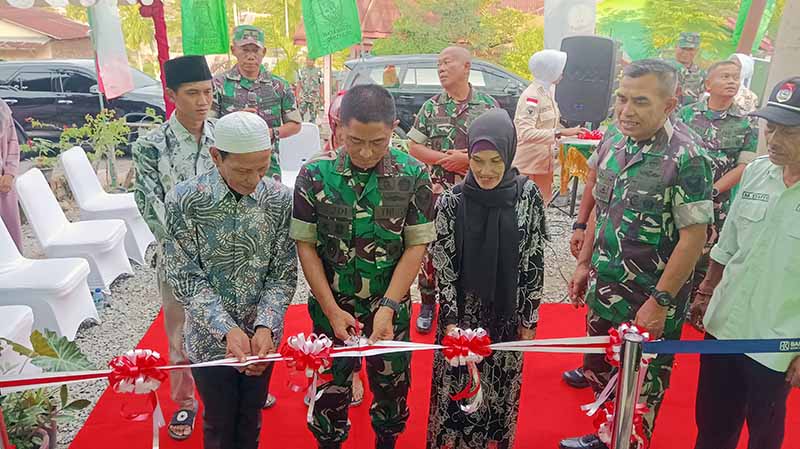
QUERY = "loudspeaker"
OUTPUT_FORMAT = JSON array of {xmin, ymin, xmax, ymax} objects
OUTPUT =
[{"xmin": 555, "ymin": 36, "xmax": 620, "ymax": 125}]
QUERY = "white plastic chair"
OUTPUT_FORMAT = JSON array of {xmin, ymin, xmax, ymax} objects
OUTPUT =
[
  {"xmin": 60, "ymin": 147, "xmax": 155, "ymax": 265},
  {"xmin": 0, "ymin": 221, "xmax": 98, "ymax": 341},
  {"xmin": 15, "ymin": 168, "xmax": 133, "ymax": 291},
  {"xmin": 279, "ymin": 122, "xmax": 323, "ymax": 189}
]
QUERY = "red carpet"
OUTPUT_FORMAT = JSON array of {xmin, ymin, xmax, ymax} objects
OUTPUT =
[{"xmin": 69, "ymin": 304, "xmax": 799, "ymax": 449}]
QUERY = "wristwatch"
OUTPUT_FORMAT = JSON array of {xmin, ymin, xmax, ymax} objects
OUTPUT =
[
  {"xmin": 555, "ymin": 130, "xmax": 563, "ymax": 139},
  {"xmin": 573, "ymin": 222, "xmax": 588, "ymax": 231},
  {"xmin": 378, "ymin": 297, "xmax": 401, "ymax": 313},
  {"xmin": 651, "ymin": 289, "xmax": 674, "ymax": 307},
  {"xmin": 711, "ymin": 188, "xmax": 720, "ymax": 199},
  {"xmin": 271, "ymin": 128, "xmax": 280, "ymax": 143}
]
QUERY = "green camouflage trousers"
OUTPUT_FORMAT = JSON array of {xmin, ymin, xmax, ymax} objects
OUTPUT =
[
  {"xmin": 307, "ymin": 294, "xmax": 412, "ymax": 445},
  {"xmin": 583, "ymin": 304, "xmax": 687, "ymax": 439},
  {"xmin": 300, "ymin": 100, "xmax": 321, "ymax": 123}
]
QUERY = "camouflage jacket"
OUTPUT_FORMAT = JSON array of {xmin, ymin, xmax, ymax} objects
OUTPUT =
[
  {"xmin": 668, "ymin": 60, "xmax": 706, "ymax": 106},
  {"xmin": 407, "ymin": 86, "xmax": 499, "ymax": 194},
  {"xmin": 587, "ymin": 119, "xmax": 714, "ymax": 326},
  {"xmin": 163, "ymin": 168, "xmax": 297, "ymax": 363},
  {"xmin": 212, "ymin": 65, "xmax": 302, "ymax": 179},
  {"xmin": 290, "ymin": 148, "xmax": 436, "ymax": 306},
  {"xmin": 133, "ymin": 115, "xmax": 216, "ymax": 241},
  {"xmin": 678, "ymin": 98, "xmax": 758, "ymax": 219},
  {"xmin": 297, "ymin": 67, "xmax": 323, "ymax": 103}
]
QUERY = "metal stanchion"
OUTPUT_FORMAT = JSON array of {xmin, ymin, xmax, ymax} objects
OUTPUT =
[{"xmin": 611, "ymin": 332, "xmax": 645, "ymax": 449}]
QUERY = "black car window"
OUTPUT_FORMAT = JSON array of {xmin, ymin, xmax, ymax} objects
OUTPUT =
[
  {"xmin": 59, "ymin": 71, "xmax": 96, "ymax": 94},
  {"xmin": 400, "ymin": 68, "xmax": 489, "ymax": 88},
  {"xmin": 352, "ymin": 65, "xmax": 403, "ymax": 88},
  {"xmin": 16, "ymin": 71, "xmax": 53, "ymax": 92},
  {"xmin": 0, "ymin": 66, "xmax": 19, "ymax": 85}
]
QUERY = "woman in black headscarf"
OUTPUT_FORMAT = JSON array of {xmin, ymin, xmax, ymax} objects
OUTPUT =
[{"xmin": 426, "ymin": 109, "xmax": 546, "ymax": 449}]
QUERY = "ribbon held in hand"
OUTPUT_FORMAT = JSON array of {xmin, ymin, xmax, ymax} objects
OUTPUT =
[
  {"xmin": 442, "ymin": 328, "xmax": 492, "ymax": 414},
  {"xmin": 280, "ymin": 333, "xmax": 333, "ymax": 423}
]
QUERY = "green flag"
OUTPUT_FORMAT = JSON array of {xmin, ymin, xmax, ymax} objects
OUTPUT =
[
  {"xmin": 181, "ymin": 0, "xmax": 230, "ymax": 55},
  {"xmin": 302, "ymin": 0, "xmax": 362, "ymax": 59}
]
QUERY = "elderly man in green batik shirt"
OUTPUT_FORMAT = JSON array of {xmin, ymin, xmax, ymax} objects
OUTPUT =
[
  {"xmin": 133, "ymin": 54, "xmax": 216, "ymax": 441},
  {"xmin": 562, "ymin": 59, "xmax": 713, "ymax": 449},
  {"xmin": 667, "ymin": 31, "xmax": 707, "ymax": 107},
  {"xmin": 291, "ymin": 84, "xmax": 435, "ymax": 449},
  {"xmin": 163, "ymin": 111, "xmax": 297, "ymax": 449},
  {"xmin": 212, "ymin": 25, "xmax": 301, "ymax": 184}
]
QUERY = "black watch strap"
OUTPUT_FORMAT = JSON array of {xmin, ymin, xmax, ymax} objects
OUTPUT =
[
  {"xmin": 379, "ymin": 297, "xmax": 401, "ymax": 313},
  {"xmin": 573, "ymin": 222, "xmax": 588, "ymax": 231},
  {"xmin": 651, "ymin": 289, "xmax": 674, "ymax": 307}
]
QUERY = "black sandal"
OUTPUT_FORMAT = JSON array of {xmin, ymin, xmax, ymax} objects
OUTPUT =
[{"xmin": 167, "ymin": 408, "xmax": 196, "ymax": 441}]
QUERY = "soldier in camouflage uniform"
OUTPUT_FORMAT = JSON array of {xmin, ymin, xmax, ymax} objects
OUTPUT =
[
  {"xmin": 666, "ymin": 32, "xmax": 706, "ymax": 107},
  {"xmin": 212, "ymin": 25, "xmax": 302, "ymax": 183},
  {"xmin": 291, "ymin": 85, "xmax": 435, "ymax": 449},
  {"xmin": 407, "ymin": 46, "xmax": 499, "ymax": 334},
  {"xmin": 561, "ymin": 60, "xmax": 713, "ymax": 449},
  {"xmin": 298, "ymin": 58, "xmax": 323, "ymax": 123},
  {"xmin": 678, "ymin": 60, "xmax": 758, "ymax": 310},
  {"xmin": 133, "ymin": 55, "xmax": 216, "ymax": 440}
]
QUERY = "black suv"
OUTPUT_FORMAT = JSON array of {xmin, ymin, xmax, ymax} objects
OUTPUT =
[
  {"xmin": 342, "ymin": 55, "xmax": 528, "ymax": 132},
  {"xmin": 0, "ymin": 59, "xmax": 166, "ymax": 142}
]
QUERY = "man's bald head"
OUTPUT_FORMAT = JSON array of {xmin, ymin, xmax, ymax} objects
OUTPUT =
[{"xmin": 438, "ymin": 46, "xmax": 472, "ymax": 92}]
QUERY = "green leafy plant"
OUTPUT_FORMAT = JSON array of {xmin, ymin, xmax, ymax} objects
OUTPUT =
[
  {"xmin": 20, "ymin": 138, "xmax": 61, "ymax": 170},
  {"xmin": 0, "ymin": 330, "xmax": 95, "ymax": 449}
]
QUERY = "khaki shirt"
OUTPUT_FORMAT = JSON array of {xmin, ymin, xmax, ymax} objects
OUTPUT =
[{"xmin": 513, "ymin": 82, "xmax": 560, "ymax": 175}]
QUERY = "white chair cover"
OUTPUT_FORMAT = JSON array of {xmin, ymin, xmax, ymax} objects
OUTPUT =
[
  {"xmin": 0, "ymin": 221, "xmax": 97, "ymax": 341},
  {"xmin": 60, "ymin": 147, "xmax": 155, "ymax": 265},
  {"xmin": 279, "ymin": 122, "xmax": 323, "ymax": 189},
  {"xmin": 15, "ymin": 168, "xmax": 133, "ymax": 290}
]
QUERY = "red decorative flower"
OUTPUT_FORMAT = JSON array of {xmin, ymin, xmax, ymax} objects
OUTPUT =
[{"xmin": 108, "ymin": 349, "xmax": 166, "ymax": 395}]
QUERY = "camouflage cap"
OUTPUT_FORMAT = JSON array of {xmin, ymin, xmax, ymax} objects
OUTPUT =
[
  {"xmin": 751, "ymin": 77, "xmax": 800, "ymax": 127},
  {"xmin": 678, "ymin": 32, "xmax": 701, "ymax": 49},
  {"xmin": 233, "ymin": 25, "xmax": 265, "ymax": 48}
]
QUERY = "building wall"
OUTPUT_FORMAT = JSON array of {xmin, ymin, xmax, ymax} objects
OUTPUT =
[
  {"xmin": 0, "ymin": 20, "xmax": 46, "ymax": 40},
  {"xmin": 49, "ymin": 38, "xmax": 93, "ymax": 59},
  {"xmin": 0, "ymin": 46, "xmax": 50, "ymax": 61}
]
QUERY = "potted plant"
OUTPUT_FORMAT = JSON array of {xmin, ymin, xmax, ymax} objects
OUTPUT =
[
  {"xmin": 19, "ymin": 138, "xmax": 61, "ymax": 182},
  {"xmin": 0, "ymin": 330, "xmax": 94, "ymax": 449}
]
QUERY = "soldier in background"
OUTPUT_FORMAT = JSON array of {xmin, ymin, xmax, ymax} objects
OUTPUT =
[
  {"xmin": 677, "ymin": 60, "xmax": 758, "ymax": 312},
  {"xmin": 291, "ymin": 85, "xmax": 435, "ymax": 449},
  {"xmin": 667, "ymin": 31, "xmax": 706, "ymax": 107},
  {"xmin": 562, "ymin": 59, "xmax": 712, "ymax": 449},
  {"xmin": 212, "ymin": 25, "xmax": 301, "ymax": 184},
  {"xmin": 298, "ymin": 58, "xmax": 323, "ymax": 123},
  {"xmin": 407, "ymin": 46, "xmax": 499, "ymax": 334}
]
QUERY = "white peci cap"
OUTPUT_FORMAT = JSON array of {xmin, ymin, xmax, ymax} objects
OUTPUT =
[{"xmin": 213, "ymin": 111, "xmax": 272, "ymax": 154}]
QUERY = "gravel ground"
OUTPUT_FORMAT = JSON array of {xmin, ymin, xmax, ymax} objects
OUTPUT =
[{"xmin": 10, "ymin": 162, "xmax": 577, "ymax": 448}]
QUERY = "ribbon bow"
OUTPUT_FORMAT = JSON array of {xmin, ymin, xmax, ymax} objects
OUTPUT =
[
  {"xmin": 606, "ymin": 323, "xmax": 650, "ymax": 367},
  {"xmin": 442, "ymin": 328, "xmax": 492, "ymax": 367},
  {"xmin": 107, "ymin": 349, "xmax": 166, "ymax": 449},
  {"xmin": 281, "ymin": 333, "xmax": 333, "ymax": 377},
  {"xmin": 280, "ymin": 333, "xmax": 333, "ymax": 423},
  {"xmin": 108, "ymin": 349, "xmax": 166, "ymax": 395},
  {"xmin": 593, "ymin": 402, "xmax": 650, "ymax": 449},
  {"xmin": 441, "ymin": 328, "xmax": 492, "ymax": 414}
]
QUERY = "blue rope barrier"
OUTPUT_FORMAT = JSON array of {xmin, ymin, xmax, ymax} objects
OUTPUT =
[{"xmin": 643, "ymin": 338, "xmax": 800, "ymax": 355}]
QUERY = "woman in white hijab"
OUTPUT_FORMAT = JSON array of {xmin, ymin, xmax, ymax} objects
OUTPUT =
[
  {"xmin": 729, "ymin": 53, "xmax": 760, "ymax": 113},
  {"xmin": 513, "ymin": 49, "xmax": 585, "ymax": 203}
]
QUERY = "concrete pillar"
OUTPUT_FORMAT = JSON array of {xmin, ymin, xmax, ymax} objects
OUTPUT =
[{"xmin": 758, "ymin": 0, "xmax": 800, "ymax": 153}]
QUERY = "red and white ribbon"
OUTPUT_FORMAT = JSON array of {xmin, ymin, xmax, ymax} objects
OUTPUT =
[
  {"xmin": 442, "ymin": 328, "xmax": 492, "ymax": 413},
  {"xmin": 593, "ymin": 402, "xmax": 650, "ymax": 449},
  {"xmin": 280, "ymin": 333, "xmax": 333, "ymax": 423}
]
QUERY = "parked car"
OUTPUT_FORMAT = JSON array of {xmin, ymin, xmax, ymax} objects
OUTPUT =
[
  {"xmin": 342, "ymin": 54, "xmax": 529, "ymax": 132},
  {"xmin": 0, "ymin": 59, "xmax": 165, "ymax": 143}
]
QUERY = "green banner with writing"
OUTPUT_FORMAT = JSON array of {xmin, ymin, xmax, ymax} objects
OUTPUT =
[
  {"xmin": 302, "ymin": 0, "xmax": 362, "ymax": 59},
  {"xmin": 181, "ymin": 0, "xmax": 230, "ymax": 55}
]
